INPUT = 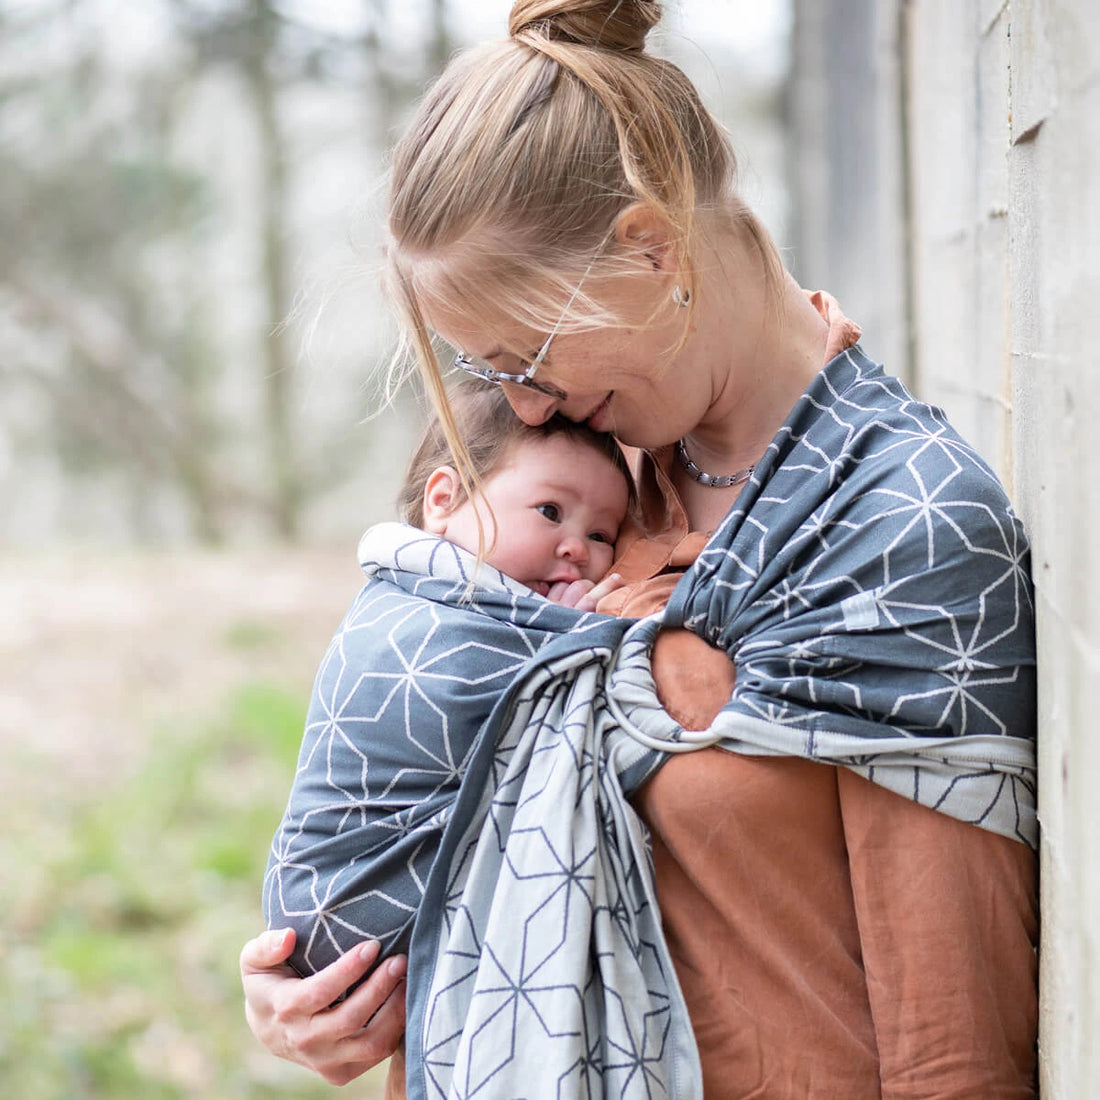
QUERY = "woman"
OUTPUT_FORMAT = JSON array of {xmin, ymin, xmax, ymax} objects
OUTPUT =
[{"xmin": 241, "ymin": 1, "xmax": 1038, "ymax": 1095}]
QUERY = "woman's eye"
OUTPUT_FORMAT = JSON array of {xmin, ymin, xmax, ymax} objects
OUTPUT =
[
  {"xmin": 588, "ymin": 532, "xmax": 612, "ymax": 545},
  {"xmin": 536, "ymin": 503, "xmax": 560, "ymax": 522}
]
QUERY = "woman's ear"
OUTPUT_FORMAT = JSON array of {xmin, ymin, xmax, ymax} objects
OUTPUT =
[
  {"xmin": 614, "ymin": 202, "xmax": 677, "ymax": 272},
  {"xmin": 422, "ymin": 466, "xmax": 461, "ymax": 534}
]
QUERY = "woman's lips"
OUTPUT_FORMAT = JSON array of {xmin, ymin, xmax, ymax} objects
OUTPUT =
[{"xmin": 584, "ymin": 395, "xmax": 612, "ymax": 432}]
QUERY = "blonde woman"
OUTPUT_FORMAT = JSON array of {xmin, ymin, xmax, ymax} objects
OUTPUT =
[{"xmin": 241, "ymin": 1, "xmax": 1038, "ymax": 1095}]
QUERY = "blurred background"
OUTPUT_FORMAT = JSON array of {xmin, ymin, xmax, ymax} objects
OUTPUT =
[
  {"xmin": 6, "ymin": 0, "xmax": 1098, "ymax": 1094},
  {"xmin": 0, "ymin": 1, "xmax": 789, "ymax": 1095}
]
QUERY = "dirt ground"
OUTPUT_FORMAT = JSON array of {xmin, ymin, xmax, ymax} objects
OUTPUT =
[{"xmin": 0, "ymin": 544, "xmax": 368, "ymax": 801}]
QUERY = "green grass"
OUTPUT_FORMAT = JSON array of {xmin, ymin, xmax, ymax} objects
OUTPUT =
[{"xmin": 1, "ymin": 681, "xmax": 389, "ymax": 1099}]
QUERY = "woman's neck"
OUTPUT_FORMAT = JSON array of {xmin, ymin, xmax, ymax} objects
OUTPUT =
[{"xmin": 682, "ymin": 266, "xmax": 828, "ymax": 476}]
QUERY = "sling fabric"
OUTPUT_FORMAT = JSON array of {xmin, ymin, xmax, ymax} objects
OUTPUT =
[
  {"xmin": 265, "ymin": 345, "xmax": 1036, "ymax": 1099},
  {"xmin": 663, "ymin": 345, "xmax": 1037, "ymax": 847}
]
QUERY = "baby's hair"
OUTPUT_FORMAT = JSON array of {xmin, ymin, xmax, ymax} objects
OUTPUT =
[{"xmin": 399, "ymin": 375, "xmax": 635, "ymax": 528}]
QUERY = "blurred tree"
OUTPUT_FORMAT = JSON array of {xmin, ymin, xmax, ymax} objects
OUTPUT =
[
  {"xmin": 0, "ymin": 2, "xmax": 231, "ymax": 540},
  {"xmin": 165, "ymin": 0, "xmax": 454, "ymax": 539},
  {"xmin": 0, "ymin": 0, "xmax": 454, "ymax": 545}
]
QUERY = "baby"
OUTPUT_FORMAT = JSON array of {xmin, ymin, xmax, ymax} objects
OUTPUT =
[
  {"xmin": 263, "ymin": 378, "xmax": 634, "ymax": 975},
  {"xmin": 398, "ymin": 375, "xmax": 630, "ymax": 608}
]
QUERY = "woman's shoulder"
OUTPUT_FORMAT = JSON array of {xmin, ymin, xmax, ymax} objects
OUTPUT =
[{"xmin": 799, "ymin": 348, "xmax": 1016, "ymax": 508}]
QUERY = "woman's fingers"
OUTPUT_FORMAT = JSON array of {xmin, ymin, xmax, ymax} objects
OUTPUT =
[
  {"xmin": 317, "ymin": 953, "xmax": 407, "ymax": 1036},
  {"xmin": 324, "ymin": 1020, "xmax": 405, "ymax": 1087},
  {"xmin": 586, "ymin": 572, "xmax": 624, "ymax": 605},
  {"xmin": 241, "ymin": 934, "xmax": 408, "ymax": 1083},
  {"xmin": 330, "ymin": 960, "xmax": 408, "ymax": 1060},
  {"xmin": 288, "ymin": 941, "xmax": 387, "ymax": 1016},
  {"xmin": 298, "ymin": 955, "xmax": 408, "ymax": 1085}
]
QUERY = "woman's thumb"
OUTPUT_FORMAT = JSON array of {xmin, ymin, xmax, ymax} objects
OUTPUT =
[{"xmin": 241, "ymin": 927, "xmax": 295, "ymax": 971}]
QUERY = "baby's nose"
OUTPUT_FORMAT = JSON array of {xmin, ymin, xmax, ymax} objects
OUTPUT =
[{"xmin": 557, "ymin": 535, "xmax": 589, "ymax": 564}]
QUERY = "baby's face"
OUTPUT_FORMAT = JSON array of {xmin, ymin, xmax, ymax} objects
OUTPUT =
[{"xmin": 442, "ymin": 435, "xmax": 629, "ymax": 596}]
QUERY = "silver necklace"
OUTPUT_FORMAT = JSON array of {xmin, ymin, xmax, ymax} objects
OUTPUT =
[{"xmin": 676, "ymin": 437, "xmax": 755, "ymax": 488}]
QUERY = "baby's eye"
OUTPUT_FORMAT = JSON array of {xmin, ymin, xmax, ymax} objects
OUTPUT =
[
  {"xmin": 588, "ymin": 531, "xmax": 613, "ymax": 545},
  {"xmin": 536, "ymin": 503, "xmax": 561, "ymax": 522}
]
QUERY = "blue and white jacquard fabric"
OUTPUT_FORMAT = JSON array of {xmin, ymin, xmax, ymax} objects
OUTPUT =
[
  {"xmin": 664, "ymin": 346, "xmax": 1037, "ymax": 848},
  {"xmin": 264, "ymin": 346, "xmax": 1036, "ymax": 1099},
  {"xmin": 264, "ymin": 526, "xmax": 696, "ymax": 1096}
]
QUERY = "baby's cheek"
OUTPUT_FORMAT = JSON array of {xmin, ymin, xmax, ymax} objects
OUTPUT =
[{"xmin": 594, "ymin": 545, "xmax": 616, "ymax": 579}]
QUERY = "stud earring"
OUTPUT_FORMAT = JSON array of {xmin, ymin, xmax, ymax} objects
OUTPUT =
[{"xmin": 672, "ymin": 285, "xmax": 691, "ymax": 308}]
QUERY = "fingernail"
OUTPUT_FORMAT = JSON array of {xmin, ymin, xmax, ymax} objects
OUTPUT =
[
  {"xmin": 357, "ymin": 940, "xmax": 381, "ymax": 962},
  {"xmin": 388, "ymin": 956, "xmax": 408, "ymax": 978}
]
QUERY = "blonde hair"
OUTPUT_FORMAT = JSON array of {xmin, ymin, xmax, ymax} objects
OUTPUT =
[
  {"xmin": 384, "ymin": 0, "xmax": 782, "ymax": 519},
  {"xmin": 399, "ymin": 375, "xmax": 635, "ymax": 527}
]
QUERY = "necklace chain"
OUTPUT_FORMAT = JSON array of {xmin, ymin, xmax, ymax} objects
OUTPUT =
[{"xmin": 675, "ymin": 438, "xmax": 755, "ymax": 489}]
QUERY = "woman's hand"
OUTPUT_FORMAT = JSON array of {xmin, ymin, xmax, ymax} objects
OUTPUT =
[
  {"xmin": 239, "ymin": 928, "xmax": 407, "ymax": 1087},
  {"xmin": 651, "ymin": 627, "xmax": 736, "ymax": 730}
]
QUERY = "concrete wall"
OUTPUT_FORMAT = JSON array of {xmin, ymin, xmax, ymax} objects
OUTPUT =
[
  {"xmin": 790, "ymin": 1, "xmax": 1100, "ymax": 1094},
  {"xmin": 787, "ymin": 0, "xmax": 911, "ymax": 380}
]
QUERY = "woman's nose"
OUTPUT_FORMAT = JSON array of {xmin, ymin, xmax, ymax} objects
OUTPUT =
[
  {"xmin": 502, "ymin": 383, "xmax": 557, "ymax": 425},
  {"xmin": 556, "ymin": 535, "xmax": 588, "ymax": 565}
]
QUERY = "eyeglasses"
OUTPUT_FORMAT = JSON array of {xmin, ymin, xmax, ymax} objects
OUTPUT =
[
  {"xmin": 451, "ymin": 255, "xmax": 600, "ymax": 403},
  {"xmin": 452, "ymin": 341, "xmax": 568, "ymax": 401}
]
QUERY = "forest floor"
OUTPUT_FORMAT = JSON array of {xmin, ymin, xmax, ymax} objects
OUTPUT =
[{"xmin": 0, "ymin": 545, "xmax": 390, "ymax": 1099}]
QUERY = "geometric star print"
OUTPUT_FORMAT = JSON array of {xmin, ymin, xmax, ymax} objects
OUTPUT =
[
  {"xmin": 666, "ymin": 347, "xmax": 1036, "ymax": 847},
  {"xmin": 265, "ymin": 527, "xmax": 700, "ymax": 1097},
  {"xmin": 265, "ymin": 347, "xmax": 1036, "ymax": 1100},
  {"xmin": 264, "ymin": 532, "xmax": 631, "ymax": 977}
]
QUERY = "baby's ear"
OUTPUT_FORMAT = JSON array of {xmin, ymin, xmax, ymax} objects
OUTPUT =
[{"xmin": 422, "ymin": 466, "xmax": 462, "ymax": 533}]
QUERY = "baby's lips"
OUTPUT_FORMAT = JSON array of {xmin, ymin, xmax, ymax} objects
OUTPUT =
[{"xmin": 545, "ymin": 570, "xmax": 583, "ymax": 587}]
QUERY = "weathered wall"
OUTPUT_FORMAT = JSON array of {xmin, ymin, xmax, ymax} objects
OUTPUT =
[
  {"xmin": 790, "ymin": 1, "xmax": 1100, "ymax": 1094},
  {"xmin": 788, "ymin": 0, "xmax": 911, "ymax": 379},
  {"xmin": 1003, "ymin": 4, "xmax": 1100, "ymax": 1093}
]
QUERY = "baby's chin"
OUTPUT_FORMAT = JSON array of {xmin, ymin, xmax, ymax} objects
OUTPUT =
[{"xmin": 529, "ymin": 580, "xmax": 551, "ymax": 598}]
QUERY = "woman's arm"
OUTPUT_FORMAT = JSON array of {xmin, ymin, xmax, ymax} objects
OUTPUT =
[
  {"xmin": 650, "ymin": 627, "xmax": 736, "ymax": 730},
  {"xmin": 240, "ymin": 929, "xmax": 407, "ymax": 1086}
]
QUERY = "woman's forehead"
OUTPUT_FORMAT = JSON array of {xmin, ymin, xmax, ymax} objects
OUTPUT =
[
  {"xmin": 424, "ymin": 300, "xmax": 537, "ymax": 358},
  {"xmin": 416, "ymin": 254, "xmax": 617, "ymax": 351}
]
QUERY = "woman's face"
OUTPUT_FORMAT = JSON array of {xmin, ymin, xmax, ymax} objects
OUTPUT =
[{"xmin": 427, "ymin": 281, "xmax": 715, "ymax": 451}]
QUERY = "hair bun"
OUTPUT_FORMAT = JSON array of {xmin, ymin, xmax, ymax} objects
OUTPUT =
[{"xmin": 508, "ymin": 0, "xmax": 662, "ymax": 54}]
